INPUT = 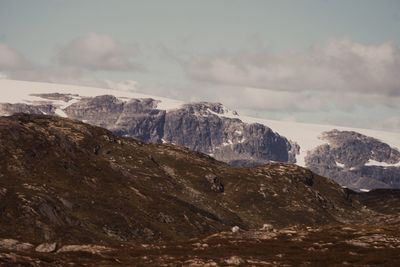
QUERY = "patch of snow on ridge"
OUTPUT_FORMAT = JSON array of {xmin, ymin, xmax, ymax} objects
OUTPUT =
[
  {"xmin": 336, "ymin": 162, "xmax": 345, "ymax": 168},
  {"xmin": 365, "ymin": 159, "xmax": 400, "ymax": 167},
  {"xmin": 206, "ymin": 107, "xmax": 240, "ymax": 119},
  {"xmin": 222, "ymin": 140, "xmax": 233, "ymax": 146},
  {"xmin": 54, "ymin": 109, "xmax": 68, "ymax": 118}
]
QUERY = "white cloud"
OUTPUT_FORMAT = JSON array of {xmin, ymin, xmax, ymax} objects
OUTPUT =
[
  {"xmin": 58, "ymin": 32, "xmax": 140, "ymax": 71},
  {"xmin": 5, "ymin": 65, "xmax": 100, "ymax": 87},
  {"xmin": 0, "ymin": 34, "xmax": 143, "ymax": 87},
  {"xmin": 185, "ymin": 39, "xmax": 400, "ymax": 96},
  {"xmin": 174, "ymin": 39, "xmax": 400, "ymax": 131},
  {"xmin": 0, "ymin": 43, "xmax": 31, "ymax": 71}
]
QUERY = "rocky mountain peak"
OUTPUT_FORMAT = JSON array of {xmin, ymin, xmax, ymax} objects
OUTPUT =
[
  {"xmin": 306, "ymin": 129, "xmax": 400, "ymax": 190},
  {"xmin": 181, "ymin": 102, "xmax": 239, "ymax": 117}
]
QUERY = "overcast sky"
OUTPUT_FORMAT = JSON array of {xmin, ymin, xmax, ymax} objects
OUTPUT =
[{"xmin": 1, "ymin": 0, "xmax": 400, "ymax": 131}]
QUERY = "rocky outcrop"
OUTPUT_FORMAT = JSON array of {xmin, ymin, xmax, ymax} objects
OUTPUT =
[
  {"xmin": 0, "ymin": 103, "xmax": 56, "ymax": 116},
  {"xmin": 35, "ymin": 242, "xmax": 57, "ymax": 253},
  {"xmin": 64, "ymin": 96, "xmax": 165, "ymax": 143},
  {"xmin": 163, "ymin": 103, "xmax": 297, "ymax": 164},
  {"xmin": 0, "ymin": 239, "xmax": 34, "ymax": 252},
  {"xmin": 205, "ymin": 174, "xmax": 224, "ymax": 193},
  {"xmin": 305, "ymin": 130, "xmax": 400, "ymax": 190}
]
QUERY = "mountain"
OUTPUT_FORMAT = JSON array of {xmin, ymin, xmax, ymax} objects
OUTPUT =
[
  {"xmin": 0, "ymin": 114, "xmax": 400, "ymax": 266},
  {"xmin": 305, "ymin": 130, "xmax": 400, "ymax": 190},
  {"xmin": 0, "ymin": 114, "xmax": 360, "ymax": 244},
  {"xmin": 0, "ymin": 79, "xmax": 399, "ymax": 191}
]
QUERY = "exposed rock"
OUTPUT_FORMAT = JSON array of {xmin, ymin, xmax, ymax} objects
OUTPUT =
[
  {"xmin": 205, "ymin": 174, "xmax": 224, "ymax": 193},
  {"xmin": 261, "ymin": 224, "xmax": 274, "ymax": 231},
  {"xmin": 164, "ymin": 103, "xmax": 297, "ymax": 165},
  {"xmin": 35, "ymin": 242, "xmax": 57, "ymax": 253},
  {"xmin": 231, "ymin": 226, "xmax": 240, "ymax": 233},
  {"xmin": 57, "ymin": 244, "xmax": 112, "ymax": 254},
  {"xmin": 225, "ymin": 256, "xmax": 244, "ymax": 265},
  {"xmin": 0, "ymin": 239, "xmax": 33, "ymax": 251},
  {"xmin": 31, "ymin": 93, "xmax": 75, "ymax": 102},
  {"xmin": 157, "ymin": 212, "xmax": 174, "ymax": 223},
  {"xmin": 0, "ymin": 103, "xmax": 55, "ymax": 116},
  {"xmin": 306, "ymin": 130, "xmax": 400, "ymax": 190}
]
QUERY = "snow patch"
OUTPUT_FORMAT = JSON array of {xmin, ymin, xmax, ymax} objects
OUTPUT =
[
  {"xmin": 54, "ymin": 109, "xmax": 67, "ymax": 118},
  {"xmin": 336, "ymin": 161, "xmax": 345, "ymax": 168},
  {"xmin": 206, "ymin": 107, "xmax": 239, "ymax": 119},
  {"xmin": 364, "ymin": 159, "xmax": 400, "ymax": 167},
  {"xmin": 222, "ymin": 140, "xmax": 233, "ymax": 146}
]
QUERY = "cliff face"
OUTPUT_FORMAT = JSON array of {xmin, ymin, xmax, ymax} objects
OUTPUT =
[
  {"xmin": 162, "ymin": 102, "xmax": 297, "ymax": 165},
  {"xmin": 64, "ymin": 96, "xmax": 166, "ymax": 143},
  {"xmin": 305, "ymin": 130, "xmax": 400, "ymax": 190}
]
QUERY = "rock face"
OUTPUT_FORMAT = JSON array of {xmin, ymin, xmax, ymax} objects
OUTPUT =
[
  {"xmin": 64, "ymin": 96, "xmax": 165, "ymax": 143},
  {"xmin": 35, "ymin": 242, "xmax": 57, "ymax": 253},
  {"xmin": 205, "ymin": 174, "xmax": 224, "ymax": 193},
  {"xmin": 0, "ymin": 103, "xmax": 56, "ymax": 116},
  {"xmin": 0, "ymin": 239, "xmax": 33, "ymax": 252},
  {"xmin": 305, "ymin": 130, "xmax": 400, "ymax": 190},
  {"xmin": 1, "ymin": 95, "xmax": 297, "ymax": 165},
  {"xmin": 163, "ymin": 103, "xmax": 297, "ymax": 164}
]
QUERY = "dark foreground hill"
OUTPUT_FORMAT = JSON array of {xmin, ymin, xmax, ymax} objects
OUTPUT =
[{"xmin": 0, "ymin": 114, "xmax": 399, "ymax": 266}]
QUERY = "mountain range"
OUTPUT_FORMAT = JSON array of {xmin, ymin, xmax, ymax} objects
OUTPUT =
[{"xmin": 1, "ymin": 79, "xmax": 399, "ymax": 191}]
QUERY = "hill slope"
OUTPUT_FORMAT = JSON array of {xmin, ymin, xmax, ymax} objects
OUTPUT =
[
  {"xmin": 0, "ymin": 114, "xmax": 400, "ymax": 266},
  {"xmin": 0, "ymin": 114, "xmax": 365, "ymax": 245}
]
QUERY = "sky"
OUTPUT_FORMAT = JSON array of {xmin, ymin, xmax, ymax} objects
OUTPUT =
[{"xmin": 0, "ymin": 0, "xmax": 400, "ymax": 131}]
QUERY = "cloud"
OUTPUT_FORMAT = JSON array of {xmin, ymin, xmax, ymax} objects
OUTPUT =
[
  {"xmin": 381, "ymin": 116, "xmax": 400, "ymax": 132},
  {"xmin": 58, "ymin": 32, "xmax": 141, "ymax": 71},
  {"xmin": 5, "ymin": 65, "xmax": 101, "ymax": 86},
  {"xmin": 0, "ymin": 43, "xmax": 31, "ymax": 71},
  {"xmin": 0, "ymin": 34, "xmax": 143, "ymax": 87},
  {"xmin": 173, "ymin": 39, "xmax": 400, "ymax": 131},
  {"xmin": 0, "ymin": 44, "xmax": 97, "ymax": 86},
  {"xmin": 185, "ymin": 39, "xmax": 400, "ymax": 97}
]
